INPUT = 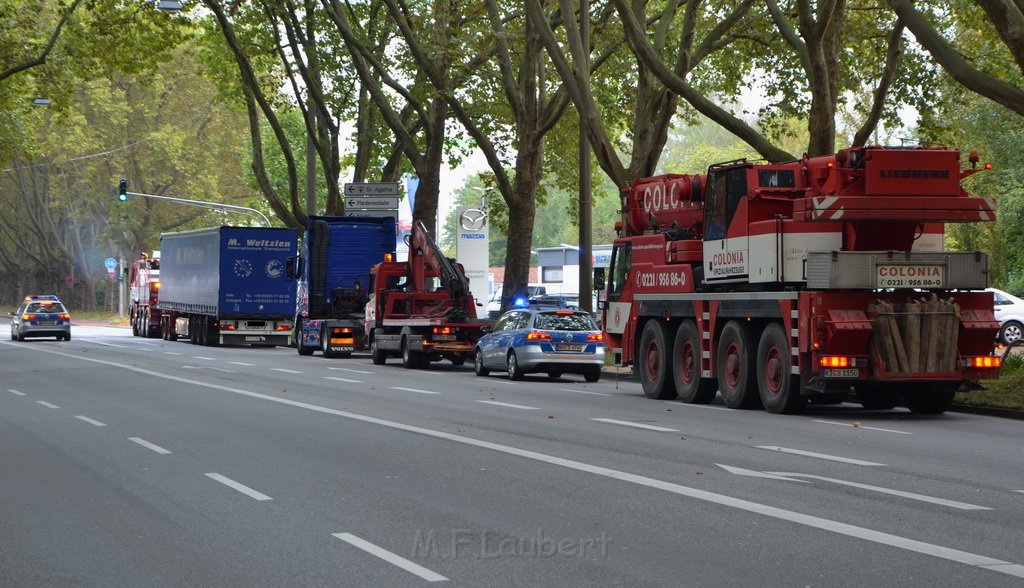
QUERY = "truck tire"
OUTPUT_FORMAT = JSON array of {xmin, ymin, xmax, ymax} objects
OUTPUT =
[
  {"xmin": 583, "ymin": 366, "xmax": 601, "ymax": 383},
  {"xmin": 638, "ymin": 321, "xmax": 676, "ymax": 400},
  {"xmin": 756, "ymin": 322, "xmax": 805, "ymax": 414},
  {"xmin": 474, "ymin": 348, "xmax": 490, "ymax": 377},
  {"xmin": 371, "ymin": 335, "xmax": 387, "ymax": 365},
  {"xmin": 296, "ymin": 320, "xmax": 315, "ymax": 355},
  {"xmin": 673, "ymin": 320, "xmax": 716, "ymax": 404},
  {"xmin": 717, "ymin": 321, "xmax": 760, "ymax": 409},
  {"xmin": 904, "ymin": 384, "xmax": 956, "ymax": 414},
  {"xmin": 321, "ymin": 326, "xmax": 338, "ymax": 358},
  {"xmin": 401, "ymin": 337, "xmax": 425, "ymax": 369}
]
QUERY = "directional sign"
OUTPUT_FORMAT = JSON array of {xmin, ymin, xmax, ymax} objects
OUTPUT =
[
  {"xmin": 104, "ymin": 257, "xmax": 118, "ymax": 271},
  {"xmin": 345, "ymin": 209, "xmax": 400, "ymax": 220},
  {"xmin": 346, "ymin": 196, "xmax": 400, "ymax": 210},
  {"xmin": 344, "ymin": 182, "xmax": 400, "ymax": 196}
]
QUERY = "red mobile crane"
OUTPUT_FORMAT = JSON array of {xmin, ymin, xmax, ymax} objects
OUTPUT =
[
  {"xmin": 600, "ymin": 145, "xmax": 1002, "ymax": 414},
  {"xmin": 128, "ymin": 252, "xmax": 163, "ymax": 338},
  {"xmin": 365, "ymin": 221, "xmax": 488, "ymax": 368}
]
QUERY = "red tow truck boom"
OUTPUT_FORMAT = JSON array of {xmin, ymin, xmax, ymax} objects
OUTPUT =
[{"xmin": 600, "ymin": 145, "xmax": 1001, "ymax": 414}]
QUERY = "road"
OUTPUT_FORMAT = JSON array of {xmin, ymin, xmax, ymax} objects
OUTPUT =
[{"xmin": 2, "ymin": 321, "xmax": 1023, "ymax": 587}]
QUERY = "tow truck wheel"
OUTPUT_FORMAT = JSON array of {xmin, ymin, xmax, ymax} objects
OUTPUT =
[
  {"xmin": 756, "ymin": 322, "xmax": 805, "ymax": 414},
  {"xmin": 638, "ymin": 321, "xmax": 676, "ymax": 400},
  {"xmin": 904, "ymin": 384, "xmax": 957, "ymax": 414},
  {"xmin": 717, "ymin": 321, "xmax": 760, "ymax": 409},
  {"xmin": 474, "ymin": 348, "xmax": 489, "ymax": 376},
  {"xmin": 370, "ymin": 335, "xmax": 386, "ymax": 365},
  {"xmin": 402, "ymin": 337, "xmax": 425, "ymax": 369},
  {"xmin": 673, "ymin": 320, "xmax": 716, "ymax": 404}
]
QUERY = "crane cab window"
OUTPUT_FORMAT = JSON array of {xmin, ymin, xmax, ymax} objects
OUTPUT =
[
  {"xmin": 705, "ymin": 167, "xmax": 747, "ymax": 240},
  {"xmin": 607, "ymin": 244, "xmax": 631, "ymax": 301}
]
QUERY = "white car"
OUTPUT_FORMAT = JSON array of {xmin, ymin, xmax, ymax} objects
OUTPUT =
[
  {"xmin": 486, "ymin": 284, "xmax": 547, "ymax": 319},
  {"xmin": 989, "ymin": 287, "xmax": 1024, "ymax": 344}
]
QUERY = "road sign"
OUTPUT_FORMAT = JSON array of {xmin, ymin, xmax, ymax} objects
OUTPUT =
[
  {"xmin": 104, "ymin": 257, "xmax": 117, "ymax": 271},
  {"xmin": 345, "ymin": 209, "xmax": 400, "ymax": 220},
  {"xmin": 344, "ymin": 182, "xmax": 400, "ymax": 196},
  {"xmin": 346, "ymin": 196, "xmax": 399, "ymax": 210}
]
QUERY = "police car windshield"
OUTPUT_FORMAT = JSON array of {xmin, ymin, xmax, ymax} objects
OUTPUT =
[
  {"xmin": 534, "ymin": 312, "xmax": 595, "ymax": 331},
  {"xmin": 26, "ymin": 302, "xmax": 66, "ymax": 313}
]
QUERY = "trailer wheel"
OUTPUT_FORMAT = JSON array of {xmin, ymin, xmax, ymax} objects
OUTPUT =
[
  {"xmin": 904, "ymin": 384, "xmax": 957, "ymax": 414},
  {"xmin": 717, "ymin": 321, "xmax": 760, "ymax": 409},
  {"xmin": 673, "ymin": 320, "xmax": 716, "ymax": 404},
  {"xmin": 131, "ymin": 309, "xmax": 140, "ymax": 336},
  {"xmin": 638, "ymin": 321, "xmax": 676, "ymax": 399},
  {"xmin": 474, "ymin": 348, "xmax": 489, "ymax": 377},
  {"xmin": 757, "ymin": 323, "xmax": 804, "ymax": 414},
  {"xmin": 370, "ymin": 334, "xmax": 387, "ymax": 365}
]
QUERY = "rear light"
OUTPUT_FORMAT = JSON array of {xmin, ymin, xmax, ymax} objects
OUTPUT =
[
  {"xmin": 555, "ymin": 310, "xmax": 574, "ymax": 315},
  {"xmin": 433, "ymin": 327, "xmax": 453, "ymax": 335},
  {"xmin": 221, "ymin": 322, "xmax": 236, "ymax": 331},
  {"xmin": 150, "ymin": 296, "xmax": 158, "ymax": 306},
  {"xmin": 22, "ymin": 314, "xmax": 35, "ymax": 320},
  {"xmin": 277, "ymin": 324, "xmax": 292, "ymax": 331},
  {"xmin": 58, "ymin": 313, "xmax": 70, "ymax": 319},
  {"xmin": 333, "ymin": 327, "xmax": 353, "ymax": 334},
  {"xmin": 151, "ymin": 281, "xmax": 160, "ymax": 291},
  {"xmin": 965, "ymin": 356, "xmax": 1001, "ymax": 368},
  {"xmin": 819, "ymin": 356, "xmax": 854, "ymax": 368},
  {"xmin": 525, "ymin": 331, "xmax": 552, "ymax": 341},
  {"xmin": 586, "ymin": 333, "xmax": 603, "ymax": 342}
]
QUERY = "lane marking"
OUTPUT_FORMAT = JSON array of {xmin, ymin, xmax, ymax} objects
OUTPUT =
[
  {"xmin": 716, "ymin": 464, "xmax": 810, "ymax": 483},
  {"xmin": 193, "ymin": 356, "xmax": 216, "ymax": 361},
  {"xmin": 75, "ymin": 415, "xmax": 107, "ymax": 427},
  {"xmin": 36, "ymin": 401, "xmax": 60, "ymax": 409},
  {"xmin": 558, "ymin": 388, "xmax": 611, "ymax": 397},
  {"xmin": 390, "ymin": 386, "xmax": 439, "ymax": 395},
  {"xmin": 487, "ymin": 379, "xmax": 516, "ymax": 386},
  {"xmin": 77, "ymin": 339, "xmax": 125, "ymax": 348},
  {"xmin": 324, "ymin": 376, "xmax": 364, "ymax": 384},
  {"xmin": 271, "ymin": 368, "xmax": 303, "ymax": 374},
  {"xmin": 327, "ymin": 367, "xmax": 373, "ymax": 374},
  {"xmin": 8, "ymin": 389, "xmax": 26, "ymax": 396},
  {"xmin": 13, "ymin": 342, "xmax": 1024, "ymax": 580},
  {"xmin": 333, "ymin": 533, "xmax": 448, "ymax": 583},
  {"xmin": 813, "ymin": 420, "xmax": 911, "ymax": 435},
  {"xmin": 204, "ymin": 473, "xmax": 272, "ymax": 501},
  {"xmin": 591, "ymin": 418, "xmax": 678, "ymax": 432},
  {"xmin": 230, "ymin": 361, "xmax": 254, "ymax": 366},
  {"xmin": 756, "ymin": 446, "xmax": 886, "ymax": 466},
  {"xmin": 476, "ymin": 400, "xmax": 540, "ymax": 410},
  {"xmin": 128, "ymin": 437, "xmax": 172, "ymax": 455},
  {"xmin": 182, "ymin": 365, "xmax": 238, "ymax": 373},
  {"xmin": 667, "ymin": 401, "xmax": 732, "ymax": 412},
  {"xmin": 765, "ymin": 472, "xmax": 991, "ymax": 511},
  {"xmin": 163, "ymin": 352, "xmax": 183, "ymax": 356}
]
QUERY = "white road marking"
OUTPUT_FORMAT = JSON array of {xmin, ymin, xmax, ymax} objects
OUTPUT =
[
  {"xmin": 128, "ymin": 437, "xmax": 172, "ymax": 455},
  {"xmin": 74, "ymin": 415, "xmax": 106, "ymax": 427},
  {"xmin": 204, "ymin": 473, "xmax": 272, "ymax": 501},
  {"xmin": 487, "ymin": 379, "xmax": 516, "ymax": 386},
  {"xmin": 182, "ymin": 365, "xmax": 237, "ymax": 373},
  {"xmin": 193, "ymin": 356, "xmax": 216, "ymax": 361},
  {"xmin": 667, "ymin": 401, "xmax": 732, "ymax": 412},
  {"xmin": 333, "ymin": 533, "xmax": 448, "ymax": 583},
  {"xmin": 8, "ymin": 389, "xmax": 26, "ymax": 396},
  {"xmin": 420, "ymin": 371, "xmax": 442, "ymax": 376},
  {"xmin": 1014, "ymin": 490, "xmax": 1024, "ymax": 494},
  {"xmin": 36, "ymin": 401, "xmax": 60, "ymax": 409},
  {"xmin": 716, "ymin": 464, "xmax": 810, "ymax": 483},
  {"xmin": 813, "ymin": 420, "xmax": 911, "ymax": 435},
  {"xmin": 78, "ymin": 339, "xmax": 125, "ymax": 348},
  {"xmin": 230, "ymin": 361, "xmax": 254, "ymax": 366},
  {"xmin": 271, "ymin": 368, "xmax": 303, "ymax": 374},
  {"xmin": 765, "ymin": 472, "xmax": 991, "ymax": 510},
  {"xmin": 476, "ymin": 400, "xmax": 540, "ymax": 410},
  {"xmin": 324, "ymin": 376, "xmax": 364, "ymax": 384},
  {"xmin": 756, "ymin": 446, "xmax": 886, "ymax": 466},
  {"xmin": 17, "ymin": 343, "xmax": 1024, "ymax": 580},
  {"xmin": 558, "ymin": 388, "xmax": 611, "ymax": 397},
  {"xmin": 163, "ymin": 351, "xmax": 183, "ymax": 356},
  {"xmin": 390, "ymin": 386, "xmax": 439, "ymax": 395},
  {"xmin": 327, "ymin": 367, "xmax": 373, "ymax": 374},
  {"xmin": 591, "ymin": 418, "xmax": 678, "ymax": 432}
]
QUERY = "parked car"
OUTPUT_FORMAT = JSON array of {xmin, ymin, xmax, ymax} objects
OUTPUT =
[
  {"xmin": 486, "ymin": 284, "xmax": 547, "ymax": 319},
  {"xmin": 10, "ymin": 295, "xmax": 72, "ymax": 341},
  {"xmin": 474, "ymin": 307, "xmax": 604, "ymax": 382},
  {"xmin": 989, "ymin": 287, "xmax": 1024, "ymax": 344}
]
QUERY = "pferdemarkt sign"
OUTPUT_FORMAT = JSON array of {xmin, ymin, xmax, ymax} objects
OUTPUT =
[
  {"xmin": 346, "ymin": 196, "xmax": 400, "ymax": 210},
  {"xmin": 344, "ymin": 182, "xmax": 399, "ymax": 196}
]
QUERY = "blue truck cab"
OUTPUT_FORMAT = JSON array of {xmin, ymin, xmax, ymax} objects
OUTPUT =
[{"xmin": 290, "ymin": 215, "xmax": 396, "ymax": 357}]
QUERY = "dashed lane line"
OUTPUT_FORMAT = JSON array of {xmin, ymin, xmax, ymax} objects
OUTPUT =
[
  {"xmin": 324, "ymin": 376, "xmax": 364, "ymax": 384},
  {"xmin": 128, "ymin": 437, "xmax": 172, "ymax": 455},
  {"xmin": 74, "ymin": 415, "xmax": 107, "ymax": 427},
  {"xmin": 476, "ymin": 400, "xmax": 540, "ymax": 410},
  {"xmin": 36, "ymin": 401, "xmax": 60, "ymax": 409},
  {"xmin": 205, "ymin": 473, "xmax": 272, "ymax": 501},
  {"xmin": 591, "ymin": 418, "xmax": 678, "ymax": 432},
  {"xmin": 813, "ymin": 420, "xmax": 911, "ymax": 435},
  {"xmin": 756, "ymin": 446, "xmax": 886, "ymax": 467},
  {"xmin": 333, "ymin": 533, "xmax": 447, "ymax": 583},
  {"xmin": 390, "ymin": 386, "xmax": 440, "ymax": 395},
  {"xmin": 8, "ymin": 389, "xmax": 26, "ymax": 396}
]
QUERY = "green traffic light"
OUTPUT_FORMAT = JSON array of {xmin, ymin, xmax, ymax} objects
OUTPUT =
[{"xmin": 118, "ymin": 177, "xmax": 127, "ymax": 202}]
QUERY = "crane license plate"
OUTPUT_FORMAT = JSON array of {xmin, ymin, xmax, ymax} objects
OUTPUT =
[{"xmin": 821, "ymin": 368, "xmax": 859, "ymax": 378}]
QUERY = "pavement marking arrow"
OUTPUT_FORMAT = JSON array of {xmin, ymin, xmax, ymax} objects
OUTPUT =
[
  {"xmin": 766, "ymin": 472, "xmax": 992, "ymax": 510},
  {"xmin": 715, "ymin": 464, "xmax": 810, "ymax": 483}
]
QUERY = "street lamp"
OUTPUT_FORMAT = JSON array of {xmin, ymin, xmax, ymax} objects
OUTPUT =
[{"xmin": 155, "ymin": 1, "xmax": 183, "ymax": 11}]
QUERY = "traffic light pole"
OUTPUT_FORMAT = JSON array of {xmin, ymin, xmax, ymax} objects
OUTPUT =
[{"xmin": 122, "ymin": 191, "xmax": 272, "ymax": 227}]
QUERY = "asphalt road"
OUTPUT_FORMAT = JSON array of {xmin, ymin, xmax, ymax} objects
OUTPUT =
[{"xmin": 2, "ymin": 321, "xmax": 1023, "ymax": 587}]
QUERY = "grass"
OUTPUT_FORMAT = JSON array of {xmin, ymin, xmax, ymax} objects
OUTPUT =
[
  {"xmin": 955, "ymin": 349, "xmax": 1024, "ymax": 411},
  {"xmin": 69, "ymin": 309, "xmax": 131, "ymax": 327}
]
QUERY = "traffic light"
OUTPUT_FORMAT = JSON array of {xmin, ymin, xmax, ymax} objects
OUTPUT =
[{"xmin": 118, "ymin": 177, "xmax": 127, "ymax": 202}]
